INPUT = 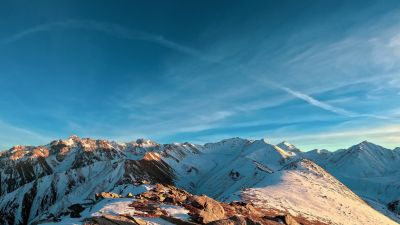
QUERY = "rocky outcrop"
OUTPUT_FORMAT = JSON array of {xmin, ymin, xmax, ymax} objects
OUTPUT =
[
  {"xmin": 95, "ymin": 192, "xmax": 122, "ymax": 200},
  {"xmin": 206, "ymin": 215, "xmax": 268, "ymax": 225},
  {"xmin": 85, "ymin": 214, "xmax": 148, "ymax": 225},
  {"xmin": 388, "ymin": 200, "xmax": 400, "ymax": 215},
  {"xmin": 188, "ymin": 195, "xmax": 225, "ymax": 223},
  {"xmin": 125, "ymin": 184, "xmax": 304, "ymax": 225}
]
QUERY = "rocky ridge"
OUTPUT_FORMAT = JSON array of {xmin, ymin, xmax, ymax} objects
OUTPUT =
[{"xmin": 0, "ymin": 136, "xmax": 397, "ymax": 225}]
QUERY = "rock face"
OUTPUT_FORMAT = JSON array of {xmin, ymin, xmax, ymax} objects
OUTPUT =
[{"xmin": 388, "ymin": 200, "xmax": 400, "ymax": 215}]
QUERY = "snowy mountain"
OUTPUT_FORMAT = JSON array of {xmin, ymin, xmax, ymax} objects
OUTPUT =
[
  {"xmin": 277, "ymin": 141, "xmax": 301, "ymax": 153},
  {"xmin": 302, "ymin": 141, "xmax": 400, "ymax": 222},
  {"xmin": 0, "ymin": 136, "xmax": 397, "ymax": 225}
]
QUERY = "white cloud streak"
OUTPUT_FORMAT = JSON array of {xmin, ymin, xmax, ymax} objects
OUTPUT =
[
  {"xmin": 1, "ymin": 19, "xmax": 217, "ymax": 62},
  {"xmin": 0, "ymin": 120, "xmax": 53, "ymax": 150},
  {"xmin": 255, "ymin": 80, "xmax": 391, "ymax": 120}
]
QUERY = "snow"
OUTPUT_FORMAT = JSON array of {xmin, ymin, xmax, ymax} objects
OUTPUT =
[
  {"xmin": 41, "ymin": 198, "xmax": 188, "ymax": 225},
  {"xmin": 1, "ymin": 136, "xmax": 399, "ymax": 225},
  {"xmin": 163, "ymin": 139, "xmax": 399, "ymax": 225},
  {"xmin": 90, "ymin": 198, "xmax": 138, "ymax": 217},
  {"xmin": 241, "ymin": 161, "xmax": 398, "ymax": 225},
  {"xmin": 111, "ymin": 184, "xmax": 154, "ymax": 196},
  {"xmin": 277, "ymin": 141, "xmax": 301, "ymax": 153},
  {"xmin": 303, "ymin": 141, "xmax": 400, "ymax": 222},
  {"xmin": 160, "ymin": 205, "xmax": 190, "ymax": 220}
]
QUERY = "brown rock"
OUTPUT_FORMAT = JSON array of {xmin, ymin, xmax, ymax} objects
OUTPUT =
[
  {"xmin": 283, "ymin": 214, "xmax": 299, "ymax": 225},
  {"xmin": 160, "ymin": 215, "xmax": 199, "ymax": 225},
  {"xmin": 189, "ymin": 195, "xmax": 225, "ymax": 223},
  {"xmin": 95, "ymin": 192, "xmax": 122, "ymax": 200},
  {"xmin": 85, "ymin": 215, "xmax": 148, "ymax": 225},
  {"xmin": 206, "ymin": 215, "xmax": 265, "ymax": 225}
]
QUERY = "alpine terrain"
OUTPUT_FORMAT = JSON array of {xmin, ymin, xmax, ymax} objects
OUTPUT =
[{"xmin": 0, "ymin": 136, "xmax": 398, "ymax": 225}]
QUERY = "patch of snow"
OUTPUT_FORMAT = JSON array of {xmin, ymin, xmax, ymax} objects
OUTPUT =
[{"xmin": 160, "ymin": 205, "xmax": 190, "ymax": 220}]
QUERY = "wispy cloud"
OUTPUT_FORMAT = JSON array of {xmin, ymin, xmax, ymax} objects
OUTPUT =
[
  {"xmin": 281, "ymin": 125, "xmax": 400, "ymax": 150},
  {"xmin": 2, "ymin": 13, "xmax": 398, "ymax": 149},
  {"xmin": 1, "ymin": 19, "xmax": 218, "ymax": 62},
  {"xmin": 271, "ymin": 82, "xmax": 357, "ymax": 117},
  {"xmin": 0, "ymin": 120, "xmax": 53, "ymax": 149}
]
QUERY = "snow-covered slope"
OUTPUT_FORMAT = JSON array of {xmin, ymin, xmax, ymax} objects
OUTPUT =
[
  {"xmin": 165, "ymin": 138, "xmax": 397, "ymax": 225},
  {"xmin": 0, "ymin": 136, "xmax": 397, "ymax": 225},
  {"xmin": 303, "ymin": 141, "xmax": 400, "ymax": 222},
  {"xmin": 277, "ymin": 141, "xmax": 301, "ymax": 153}
]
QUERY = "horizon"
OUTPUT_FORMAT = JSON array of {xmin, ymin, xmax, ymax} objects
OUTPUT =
[
  {"xmin": 0, "ymin": 134, "xmax": 398, "ymax": 153},
  {"xmin": 1, "ymin": 1, "xmax": 400, "ymax": 151}
]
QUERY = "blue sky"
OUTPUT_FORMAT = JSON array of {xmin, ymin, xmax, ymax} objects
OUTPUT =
[{"xmin": 0, "ymin": 0, "xmax": 400, "ymax": 151}]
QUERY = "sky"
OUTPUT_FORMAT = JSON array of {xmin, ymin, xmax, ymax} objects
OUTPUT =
[{"xmin": 0, "ymin": 0, "xmax": 399, "ymax": 151}]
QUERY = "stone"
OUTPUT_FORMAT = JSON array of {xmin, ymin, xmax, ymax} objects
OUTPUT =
[
  {"xmin": 68, "ymin": 204, "xmax": 85, "ymax": 218},
  {"xmin": 283, "ymin": 214, "xmax": 299, "ymax": 225},
  {"xmin": 206, "ymin": 215, "xmax": 265, "ymax": 225},
  {"xmin": 189, "ymin": 195, "xmax": 225, "ymax": 223},
  {"xmin": 86, "ymin": 214, "xmax": 148, "ymax": 225},
  {"xmin": 95, "ymin": 192, "xmax": 122, "ymax": 200}
]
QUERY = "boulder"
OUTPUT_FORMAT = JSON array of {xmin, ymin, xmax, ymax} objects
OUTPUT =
[
  {"xmin": 388, "ymin": 200, "xmax": 400, "ymax": 215},
  {"xmin": 85, "ymin": 215, "xmax": 148, "ymax": 225},
  {"xmin": 206, "ymin": 215, "xmax": 266, "ymax": 225},
  {"xmin": 283, "ymin": 214, "xmax": 299, "ymax": 225},
  {"xmin": 189, "ymin": 195, "xmax": 225, "ymax": 223},
  {"xmin": 68, "ymin": 204, "xmax": 85, "ymax": 218},
  {"xmin": 95, "ymin": 192, "xmax": 122, "ymax": 200}
]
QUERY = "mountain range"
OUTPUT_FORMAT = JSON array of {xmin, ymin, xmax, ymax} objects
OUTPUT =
[{"xmin": 0, "ymin": 136, "xmax": 398, "ymax": 225}]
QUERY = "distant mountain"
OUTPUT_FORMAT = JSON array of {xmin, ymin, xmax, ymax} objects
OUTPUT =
[
  {"xmin": 302, "ymin": 141, "xmax": 400, "ymax": 222},
  {"xmin": 0, "ymin": 136, "xmax": 397, "ymax": 225},
  {"xmin": 276, "ymin": 141, "xmax": 301, "ymax": 153}
]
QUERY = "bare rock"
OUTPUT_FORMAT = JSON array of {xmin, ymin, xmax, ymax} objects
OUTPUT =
[
  {"xmin": 283, "ymin": 214, "xmax": 299, "ymax": 225},
  {"xmin": 85, "ymin": 214, "xmax": 148, "ymax": 225},
  {"xmin": 68, "ymin": 203, "xmax": 85, "ymax": 218},
  {"xmin": 95, "ymin": 192, "xmax": 122, "ymax": 200},
  {"xmin": 388, "ymin": 200, "xmax": 400, "ymax": 215},
  {"xmin": 189, "ymin": 195, "xmax": 225, "ymax": 223},
  {"xmin": 206, "ymin": 215, "xmax": 270, "ymax": 225}
]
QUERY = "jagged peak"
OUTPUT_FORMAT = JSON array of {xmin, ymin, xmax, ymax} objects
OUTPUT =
[
  {"xmin": 351, "ymin": 140, "xmax": 386, "ymax": 151},
  {"xmin": 277, "ymin": 140, "xmax": 301, "ymax": 152},
  {"xmin": 135, "ymin": 138, "xmax": 158, "ymax": 146},
  {"xmin": 68, "ymin": 134, "xmax": 80, "ymax": 140}
]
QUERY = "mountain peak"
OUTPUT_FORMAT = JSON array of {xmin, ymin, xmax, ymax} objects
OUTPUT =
[
  {"xmin": 353, "ymin": 140, "xmax": 384, "ymax": 151},
  {"xmin": 277, "ymin": 141, "xmax": 301, "ymax": 152},
  {"xmin": 135, "ymin": 138, "xmax": 158, "ymax": 147}
]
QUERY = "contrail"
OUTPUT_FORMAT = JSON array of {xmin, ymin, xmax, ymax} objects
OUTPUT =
[
  {"xmin": 277, "ymin": 85, "xmax": 357, "ymax": 117},
  {"xmin": 1, "ymin": 19, "xmax": 215, "ymax": 62},
  {"xmin": 259, "ymin": 80, "xmax": 389, "ymax": 119},
  {"xmin": 2, "ymin": 19, "xmax": 390, "ymax": 120}
]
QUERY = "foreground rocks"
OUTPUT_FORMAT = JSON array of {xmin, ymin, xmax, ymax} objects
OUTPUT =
[
  {"xmin": 84, "ymin": 215, "xmax": 148, "ymax": 225},
  {"xmin": 124, "ymin": 184, "xmax": 305, "ymax": 225},
  {"xmin": 34, "ymin": 182, "xmax": 326, "ymax": 225},
  {"xmin": 188, "ymin": 195, "xmax": 225, "ymax": 223}
]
